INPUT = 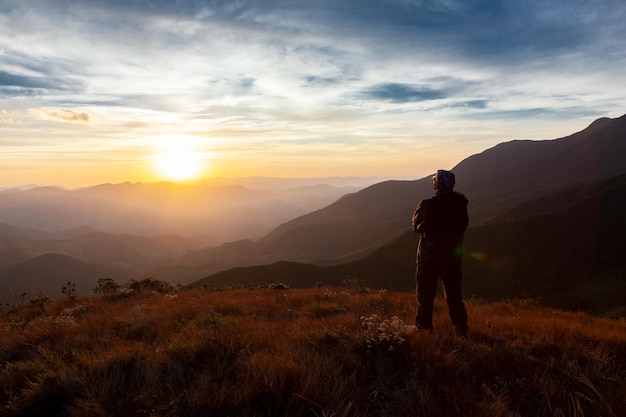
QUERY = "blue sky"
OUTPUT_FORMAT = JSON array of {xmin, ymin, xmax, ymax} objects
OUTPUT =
[{"xmin": 1, "ymin": 0, "xmax": 625, "ymax": 186}]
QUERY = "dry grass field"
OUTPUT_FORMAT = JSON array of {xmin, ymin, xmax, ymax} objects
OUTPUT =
[{"xmin": 1, "ymin": 281, "xmax": 625, "ymax": 416}]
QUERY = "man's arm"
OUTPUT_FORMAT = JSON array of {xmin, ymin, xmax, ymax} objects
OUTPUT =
[{"xmin": 411, "ymin": 200, "xmax": 428, "ymax": 233}]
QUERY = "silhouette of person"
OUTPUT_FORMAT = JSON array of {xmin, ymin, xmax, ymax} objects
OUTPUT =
[{"xmin": 411, "ymin": 169, "xmax": 469, "ymax": 336}]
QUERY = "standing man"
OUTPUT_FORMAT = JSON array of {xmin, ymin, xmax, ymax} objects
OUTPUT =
[{"xmin": 411, "ymin": 169, "xmax": 469, "ymax": 336}]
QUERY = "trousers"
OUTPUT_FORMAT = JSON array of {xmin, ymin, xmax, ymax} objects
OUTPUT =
[{"xmin": 415, "ymin": 237, "xmax": 467, "ymax": 335}]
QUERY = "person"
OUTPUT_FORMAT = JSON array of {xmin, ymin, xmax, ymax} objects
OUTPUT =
[{"xmin": 411, "ymin": 169, "xmax": 469, "ymax": 336}]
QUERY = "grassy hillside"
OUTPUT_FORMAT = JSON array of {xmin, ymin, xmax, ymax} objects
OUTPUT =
[{"xmin": 1, "ymin": 285, "xmax": 625, "ymax": 416}]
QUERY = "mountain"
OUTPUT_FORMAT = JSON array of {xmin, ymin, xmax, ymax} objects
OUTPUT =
[
  {"xmin": 0, "ymin": 180, "xmax": 365, "ymax": 245},
  {"xmin": 0, "ymin": 223, "xmax": 101, "ymax": 243},
  {"xmin": 170, "ymin": 114, "xmax": 626, "ymax": 281},
  {"xmin": 0, "ymin": 253, "xmax": 137, "ymax": 303},
  {"xmin": 462, "ymin": 173, "xmax": 626, "ymax": 306},
  {"xmin": 0, "ymin": 225, "xmax": 207, "ymax": 302},
  {"xmin": 0, "ymin": 229, "xmax": 195, "ymax": 272},
  {"xmin": 192, "ymin": 173, "xmax": 626, "ymax": 315},
  {"xmin": 272, "ymin": 113, "xmax": 626, "ymax": 245},
  {"xmin": 454, "ymin": 115, "xmax": 626, "ymax": 223},
  {"xmin": 0, "ymin": 223, "xmax": 56, "ymax": 241},
  {"xmin": 0, "ymin": 179, "xmax": 369, "ymax": 297}
]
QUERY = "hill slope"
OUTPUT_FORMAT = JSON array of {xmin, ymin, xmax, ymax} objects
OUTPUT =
[
  {"xmin": 454, "ymin": 114, "xmax": 626, "ymax": 222},
  {"xmin": 0, "ymin": 253, "xmax": 136, "ymax": 303},
  {"xmin": 1, "ymin": 287, "xmax": 624, "ymax": 416},
  {"xmin": 193, "ymin": 174, "xmax": 626, "ymax": 315},
  {"xmin": 0, "ymin": 230, "xmax": 195, "ymax": 289},
  {"xmin": 175, "ymin": 114, "xmax": 626, "ymax": 279}
]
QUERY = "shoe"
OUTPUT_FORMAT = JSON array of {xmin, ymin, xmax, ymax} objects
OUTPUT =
[
  {"xmin": 415, "ymin": 324, "xmax": 433, "ymax": 333},
  {"xmin": 453, "ymin": 325, "xmax": 468, "ymax": 339}
]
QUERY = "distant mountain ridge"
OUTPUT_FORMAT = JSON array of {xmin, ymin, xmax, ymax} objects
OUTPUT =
[
  {"xmin": 0, "ymin": 179, "xmax": 369, "ymax": 300},
  {"xmin": 0, "ymin": 179, "xmax": 365, "ymax": 244},
  {"xmin": 168, "ymin": 114, "xmax": 626, "ymax": 281},
  {"xmin": 454, "ymin": 114, "xmax": 626, "ymax": 223}
]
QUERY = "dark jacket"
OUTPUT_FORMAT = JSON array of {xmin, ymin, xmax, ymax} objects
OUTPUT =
[{"xmin": 412, "ymin": 191, "xmax": 469, "ymax": 244}]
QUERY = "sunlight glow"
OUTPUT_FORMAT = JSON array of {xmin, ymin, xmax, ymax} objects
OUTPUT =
[{"xmin": 153, "ymin": 137, "xmax": 206, "ymax": 182}]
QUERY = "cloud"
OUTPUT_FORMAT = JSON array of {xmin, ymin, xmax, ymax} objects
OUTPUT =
[
  {"xmin": 304, "ymin": 76, "xmax": 340, "ymax": 87},
  {"xmin": 0, "ymin": 48, "xmax": 86, "ymax": 101},
  {"xmin": 446, "ymin": 100, "xmax": 488, "ymax": 109},
  {"xmin": 0, "ymin": 71, "xmax": 53, "ymax": 90},
  {"xmin": 1, "ymin": 0, "xmax": 625, "ymax": 186},
  {"xmin": 361, "ymin": 83, "xmax": 447, "ymax": 103},
  {"xmin": 0, "ymin": 109, "xmax": 13, "ymax": 123},
  {"xmin": 39, "ymin": 108, "xmax": 94, "ymax": 123}
]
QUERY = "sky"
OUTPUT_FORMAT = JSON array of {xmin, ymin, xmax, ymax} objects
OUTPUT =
[{"xmin": 1, "ymin": 0, "xmax": 625, "ymax": 188}]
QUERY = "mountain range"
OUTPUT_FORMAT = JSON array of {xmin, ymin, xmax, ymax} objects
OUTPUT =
[
  {"xmin": 0, "ymin": 179, "xmax": 367, "ymax": 244},
  {"xmin": 193, "ymin": 173, "xmax": 626, "ymax": 314},
  {"xmin": 189, "ymin": 114, "xmax": 626, "ymax": 314},
  {"xmin": 169, "ymin": 114, "xmax": 626, "ymax": 281},
  {"xmin": 0, "ymin": 179, "xmax": 367, "ymax": 302},
  {"xmin": 1, "ymin": 114, "xmax": 625, "ymax": 312}
]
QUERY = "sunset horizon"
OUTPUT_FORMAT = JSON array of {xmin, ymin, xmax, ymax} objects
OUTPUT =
[{"xmin": 2, "ymin": 1, "xmax": 626, "ymax": 188}]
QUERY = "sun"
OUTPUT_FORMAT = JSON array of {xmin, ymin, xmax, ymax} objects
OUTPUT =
[{"xmin": 153, "ymin": 138, "xmax": 206, "ymax": 182}]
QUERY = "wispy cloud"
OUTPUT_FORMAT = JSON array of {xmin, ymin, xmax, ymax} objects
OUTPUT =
[
  {"xmin": 39, "ymin": 108, "xmax": 94, "ymax": 123},
  {"xmin": 361, "ymin": 83, "xmax": 447, "ymax": 103}
]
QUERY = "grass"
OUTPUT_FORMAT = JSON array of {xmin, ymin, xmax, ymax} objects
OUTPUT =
[{"xmin": 1, "ymin": 285, "xmax": 625, "ymax": 417}]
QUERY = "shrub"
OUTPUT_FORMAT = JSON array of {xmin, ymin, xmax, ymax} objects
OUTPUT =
[
  {"xmin": 61, "ymin": 282, "xmax": 77, "ymax": 300},
  {"xmin": 93, "ymin": 278, "xmax": 121, "ymax": 295},
  {"xmin": 127, "ymin": 277, "xmax": 173, "ymax": 293}
]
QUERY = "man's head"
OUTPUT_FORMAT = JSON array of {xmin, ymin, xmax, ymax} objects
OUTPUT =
[{"xmin": 432, "ymin": 169, "xmax": 455, "ymax": 193}]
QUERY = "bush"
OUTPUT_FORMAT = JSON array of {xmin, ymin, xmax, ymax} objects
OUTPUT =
[
  {"xmin": 93, "ymin": 278, "xmax": 121, "ymax": 295},
  {"xmin": 61, "ymin": 282, "xmax": 77, "ymax": 300},
  {"xmin": 127, "ymin": 277, "xmax": 174, "ymax": 293}
]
